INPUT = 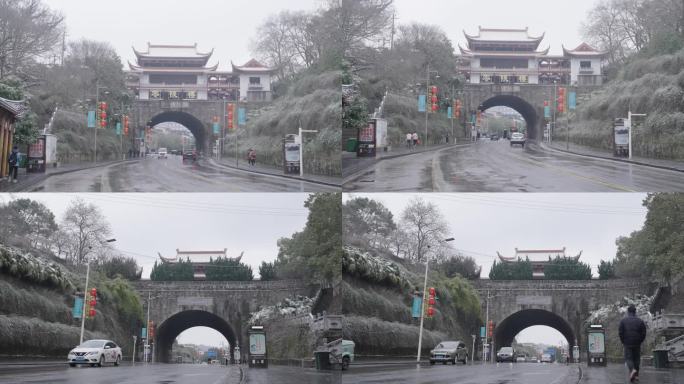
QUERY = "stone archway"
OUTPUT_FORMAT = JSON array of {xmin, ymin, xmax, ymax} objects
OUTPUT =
[
  {"xmin": 479, "ymin": 94, "xmax": 540, "ymax": 140},
  {"xmin": 149, "ymin": 111, "xmax": 208, "ymax": 153},
  {"xmin": 493, "ymin": 309, "xmax": 577, "ymax": 362},
  {"xmin": 154, "ymin": 310, "xmax": 237, "ymax": 363}
]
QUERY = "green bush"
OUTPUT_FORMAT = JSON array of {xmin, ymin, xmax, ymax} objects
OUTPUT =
[
  {"xmin": 543, "ymin": 256, "xmax": 592, "ymax": 280},
  {"xmin": 205, "ymin": 257, "xmax": 253, "ymax": 281},
  {"xmin": 149, "ymin": 259, "xmax": 194, "ymax": 281},
  {"xmin": 342, "ymin": 246, "xmax": 414, "ymax": 290},
  {"xmin": 0, "ymin": 245, "xmax": 74, "ymax": 291},
  {"xmin": 489, "ymin": 259, "xmax": 533, "ymax": 280}
]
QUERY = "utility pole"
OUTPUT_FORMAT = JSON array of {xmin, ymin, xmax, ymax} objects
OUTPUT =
[
  {"xmin": 551, "ymin": 81, "xmax": 557, "ymax": 143},
  {"xmin": 425, "ymin": 63, "xmax": 429, "ymax": 148},
  {"xmin": 627, "ymin": 110, "xmax": 646, "ymax": 160},
  {"xmin": 144, "ymin": 291, "xmax": 150, "ymax": 363},
  {"xmin": 483, "ymin": 289, "xmax": 489, "ymax": 363},
  {"xmin": 299, "ymin": 125, "xmax": 318, "ymax": 178},
  {"xmin": 78, "ymin": 260, "xmax": 91, "ymax": 345}
]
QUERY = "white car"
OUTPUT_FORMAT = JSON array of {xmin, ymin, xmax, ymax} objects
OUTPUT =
[
  {"xmin": 157, "ymin": 148, "xmax": 168, "ymax": 159},
  {"xmin": 68, "ymin": 339, "xmax": 122, "ymax": 367}
]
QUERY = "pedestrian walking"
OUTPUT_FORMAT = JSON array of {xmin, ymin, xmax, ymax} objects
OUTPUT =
[
  {"xmin": 406, "ymin": 132, "xmax": 412, "ymax": 149},
  {"xmin": 412, "ymin": 132, "xmax": 418, "ymax": 147},
  {"xmin": 7, "ymin": 146, "xmax": 18, "ymax": 183},
  {"xmin": 247, "ymin": 149, "xmax": 256, "ymax": 166},
  {"xmin": 619, "ymin": 304, "xmax": 646, "ymax": 382}
]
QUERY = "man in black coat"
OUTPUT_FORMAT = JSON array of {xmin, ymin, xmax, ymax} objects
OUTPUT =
[{"xmin": 619, "ymin": 305, "xmax": 646, "ymax": 382}]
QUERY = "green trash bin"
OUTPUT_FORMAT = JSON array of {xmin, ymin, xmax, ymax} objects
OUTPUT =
[
  {"xmin": 346, "ymin": 138, "xmax": 358, "ymax": 152},
  {"xmin": 653, "ymin": 349, "xmax": 669, "ymax": 368},
  {"xmin": 314, "ymin": 351, "xmax": 331, "ymax": 370}
]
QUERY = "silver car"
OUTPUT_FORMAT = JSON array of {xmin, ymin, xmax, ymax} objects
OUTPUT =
[
  {"xmin": 430, "ymin": 341, "xmax": 468, "ymax": 365},
  {"xmin": 510, "ymin": 132, "xmax": 526, "ymax": 147}
]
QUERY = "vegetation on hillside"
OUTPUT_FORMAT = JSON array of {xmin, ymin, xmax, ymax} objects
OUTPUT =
[
  {"xmin": 614, "ymin": 193, "xmax": 684, "ymax": 284},
  {"xmin": 489, "ymin": 256, "xmax": 592, "ymax": 280}
]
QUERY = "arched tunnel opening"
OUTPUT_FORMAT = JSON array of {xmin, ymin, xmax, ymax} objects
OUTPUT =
[
  {"xmin": 155, "ymin": 310, "xmax": 237, "ymax": 363},
  {"xmin": 149, "ymin": 111, "xmax": 207, "ymax": 154},
  {"xmin": 480, "ymin": 95, "xmax": 540, "ymax": 140},
  {"xmin": 494, "ymin": 309, "xmax": 577, "ymax": 362}
]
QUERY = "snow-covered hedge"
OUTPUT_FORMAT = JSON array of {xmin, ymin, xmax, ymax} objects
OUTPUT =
[
  {"xmin": 248, "ymin": 295, "xmax": 314, "ymax": 325},
  {"xmin": 0, "ymin": 244, "xmax": 73, "ymax": 291},
  {"xmin": 343, "ymin": 246, "xmax": 414, "ymax": 290}
]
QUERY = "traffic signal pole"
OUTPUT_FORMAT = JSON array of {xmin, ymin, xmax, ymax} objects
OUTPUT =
[{"xmin": 483, "ymin": 289, "xmax": 489, "ymax": 363}]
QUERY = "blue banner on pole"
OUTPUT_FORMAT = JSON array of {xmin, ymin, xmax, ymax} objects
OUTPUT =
[
  {"xmin": 471, "ymin": 113, "xmax": 476, "ymax": 125},
  {"xmin": 480, "ymin": 326, "xmax": 486, "ymax": 338},
  {"xmin": 447, "ymin": 106, "xmax": 452, "ymax": 119},
  {"xmin": 116, "ymin": 122, "xmax": 121, "ymax": 136},
  {"xmin": 141, "ymin": 327, "xmax": 147, "ymax": 339},
  {"xmin": 87, "ymin": 111, "xmax": 96, "ymax": 128},
  {"xmin": 72, "ymin": 297, "xmax": 83, "ymax": 319},
  {"xmin": 238, "ymin": 108, "xmax": 246, "ymax": 126},
  {"xmin": 568, "ymin": 91, "xmax": 577, "ymax": 110},
  {"xmin": 544, "ymin": 106, "xmax": 551, "ymax": 118},
  {"xmin": 418, "ymin": 95, "xmax": 426, "ymax": 112},
  {"xmin": 411, "ymin": 296, "xmax": 422, "ymax": 318},
  {"xmin": 212, "ymin": 122, "xmax": 220, "ymax": 134}
]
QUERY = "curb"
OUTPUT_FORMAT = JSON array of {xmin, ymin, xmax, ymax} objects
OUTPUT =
[
  {"xmin": 541, "ymin": 143, "xmax": 684, "ymax": 173},
  {"xmin": 207, "ymin": 159, "xmax": 341, "ymax": 188},
  {"xmin": 238, "ymin": 364, "xmax": 246, "ymax": 384},
  {"xmin": 342, "ymin": 143, "xmax": 472, "ymax": 184},
  {"xmin": 0, "ymin": 159, "xmax": 141, "ymax": 192}
]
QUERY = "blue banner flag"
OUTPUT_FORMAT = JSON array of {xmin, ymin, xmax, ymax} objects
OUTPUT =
[
  {"xmin": 238, "ymin": 108, "xmax": 246, "ymax": 126},
  {"xmin": 116, "ymin": 122, "xmax": 121, "ymax": 136},
  {"xmin": 480, "ymin": 326, "xmax": 486, "ymax": 338},
  {"xmin": 544, "ymin": 105, "xmax": 551, "ymax": 118},
  {"xmin": 213, "ymin": 122, "xmax": 220, "ymax": 134},
  {"xmin": 418, "ymin": 95, "xmax": 426, "ymax": 112},
  {"xmin": 568, "ymin": 91, "xmax": 577, "ymax": 110},
  {"xmin": 141, "ymin": 327, "xmax": 147, "ymax": 339},
  {"xmin": 447, "ymin": 106, "xmax": 452, "ymax": 119},
  {"xmin": 73, "ymin": 297, "xmax": 83, "ymax": 319},
  {"xmin": 411, "ymin": 296, "xmax": 422, "ymax": 318},
  {"xmin": 87, "ymin": 111, "xmax": 96, "ymax": 128}
]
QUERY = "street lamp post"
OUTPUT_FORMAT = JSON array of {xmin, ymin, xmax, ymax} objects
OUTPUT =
[
  {"xmin": 79, "ymin": 238, "xmax": 116, "ymax": 345},
  {"xmin": 416, "ymin": 237, "xmax": 455, "ymax": 364}
]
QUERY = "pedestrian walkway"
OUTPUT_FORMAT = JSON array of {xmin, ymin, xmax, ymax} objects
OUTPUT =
[
  {"xmin": 582, "ymin": 363, "xmax": 682, "ymax": 384},
  {"xmin": 0, "ymin": 159, "xmax": 139, "ymax": 192},
  {"xmin": 546, "ymin": 141, "xmax": 684, "ymax": 172},
  {"xmin": 342, "ymin": 142, "xmax": 460, "ymax": 178},
  {"xmin": 211, "ymin": 157, "xmax": 340, "ymax": 186}
]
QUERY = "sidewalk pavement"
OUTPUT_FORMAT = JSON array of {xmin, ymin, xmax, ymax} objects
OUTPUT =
[
  {"xmin": 211, "ymin": 157, "xmax": 340, "ymax": 187},
  {"xmin": 582, "ymin": 363, "xmax": 683, "ymax": 383},
  {"xmin": 342, "ymin": 142, "xmax": 466, "ymax": 179},
  {"xmin": 0, "ymin": 159, "xmax": 140, "ymax": 192},
  {"xmin": 545, "ymin": 141, "xmax": 684, "ymax": 172}
]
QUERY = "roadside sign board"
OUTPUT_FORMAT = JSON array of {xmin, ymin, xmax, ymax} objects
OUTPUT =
[
  {"xmin": 87, "ymin": 111, "xmax": 96, "ymax": 128},
  {"xmin": 411, "ymin": 297, "xmax": 422, "ymax": 318},
  {"xmin": 72, "ymin": 297, "xmax": 83, "ymax": 318}
]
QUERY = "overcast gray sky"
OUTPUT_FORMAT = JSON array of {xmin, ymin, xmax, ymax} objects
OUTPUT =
[
  {"xmin": 344, "ymin": 193, "xmax": 649, "ymax": 345},
  {"xmin": 43, "ymin": 0, "xmax": 321, "ymax": 70},
  {"xmin": 2, "ymin": 193, "xmax": 310, "ymax": 346},
  {"xmin": 393, "ymin": 0, "xmax": 599, "ymax": 55}
]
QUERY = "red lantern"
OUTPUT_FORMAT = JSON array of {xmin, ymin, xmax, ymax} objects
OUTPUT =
[
  {"xmin": 428, "ymin": 297, "xmax": 436, "ymax": 305},
  {"xmin": 89, "ymin": 309, "xmax": 96, "ymax": 317},
  {"xmin": 429, "ymin": 287, "xmax": 436, "ymax": 296},
  {"xmin": 427, "ymin": 307, "xmax": 435, "ymax": 317}
]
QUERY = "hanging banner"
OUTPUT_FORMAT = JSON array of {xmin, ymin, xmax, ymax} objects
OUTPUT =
[
  {"xmin": 87, "ymin": 111, "xmax": 96, "ymax": 128},
  {"xmin": 72, "ymin": 297, "xmax": 83, "ymax": 319},
  {"xmin": 480, "ymin": 326, "xmax": 486, "ymax": 338},
  {"xmin": 212, "ymin": 122, "xmax": 220, "ymax": 134},
  {"xmin": 238, "ymin": 108, "xmax": 246, "ymax": 126},
  {"xmin": 544, "ymin": 105, "xmax": 551, "ymax": 118},
  {"xmin": 411, "ymin": 296, "xmax": 422, "ymax": 318},
  {"xmin": 568, "ymin": 91, "xmax": 577, "ymax": 110},
  {"xmin": 447, "ymin": 106, "xmax": 452, "ymax": 119},
  {"xmin": 418, "ymin": 95, "xmax": 426, "ymax": 112},
  {"xmin": 116, "ymin": 122, "xmax": 121, "ymax": 136}
]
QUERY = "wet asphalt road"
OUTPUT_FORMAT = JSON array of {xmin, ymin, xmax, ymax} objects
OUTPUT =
[
  {"xmin": 343, "ymin": 362, "xmax": 576, "ymax": 384},
  {"xmin": 344, "ymin": 139, "xmax": 684, "ymax": 192},
  {"xmin": 245, "ymin": 365, "xmax": 341, "ymax": 384},
  {"xmin": 27, "ymin": 155, "xmax": 338, "ymax": 192},
  {"xmin": 0, "ymin": 363, "xmax": 241, "ymax": 384}
]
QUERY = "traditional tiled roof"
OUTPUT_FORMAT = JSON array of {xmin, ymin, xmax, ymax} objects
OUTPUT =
[
  {"xmin": 459, "ymin": 43, "xmax": 550, "ymax": 56},
  {"xmin": 0, "ymin": 96, "xmax": 27, "ymax": 119},
  {"xmin": 159, "ymin": 249, "xmax": 243, "ymax": 264},
  {"xmin": 231, "ymin": 59, "xmax": 275, "ymax": 73},
  {"xmin": 562, "ymin": 43, "xmax": 608, "ymax": 57},
  {"xmin": 464, "ymin": 27, "xmax": 544, "ymax": 43},
  {"xmin": 133, "ymin": 43, "xmax": 213, "ymax": 59},
  {"xmin": 127, "ymin": 61, "xmax": 219, "ymax": 72},
  {"xmin": 497, "ymin": 247, "xmax": 582, "ymax": 263}
]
